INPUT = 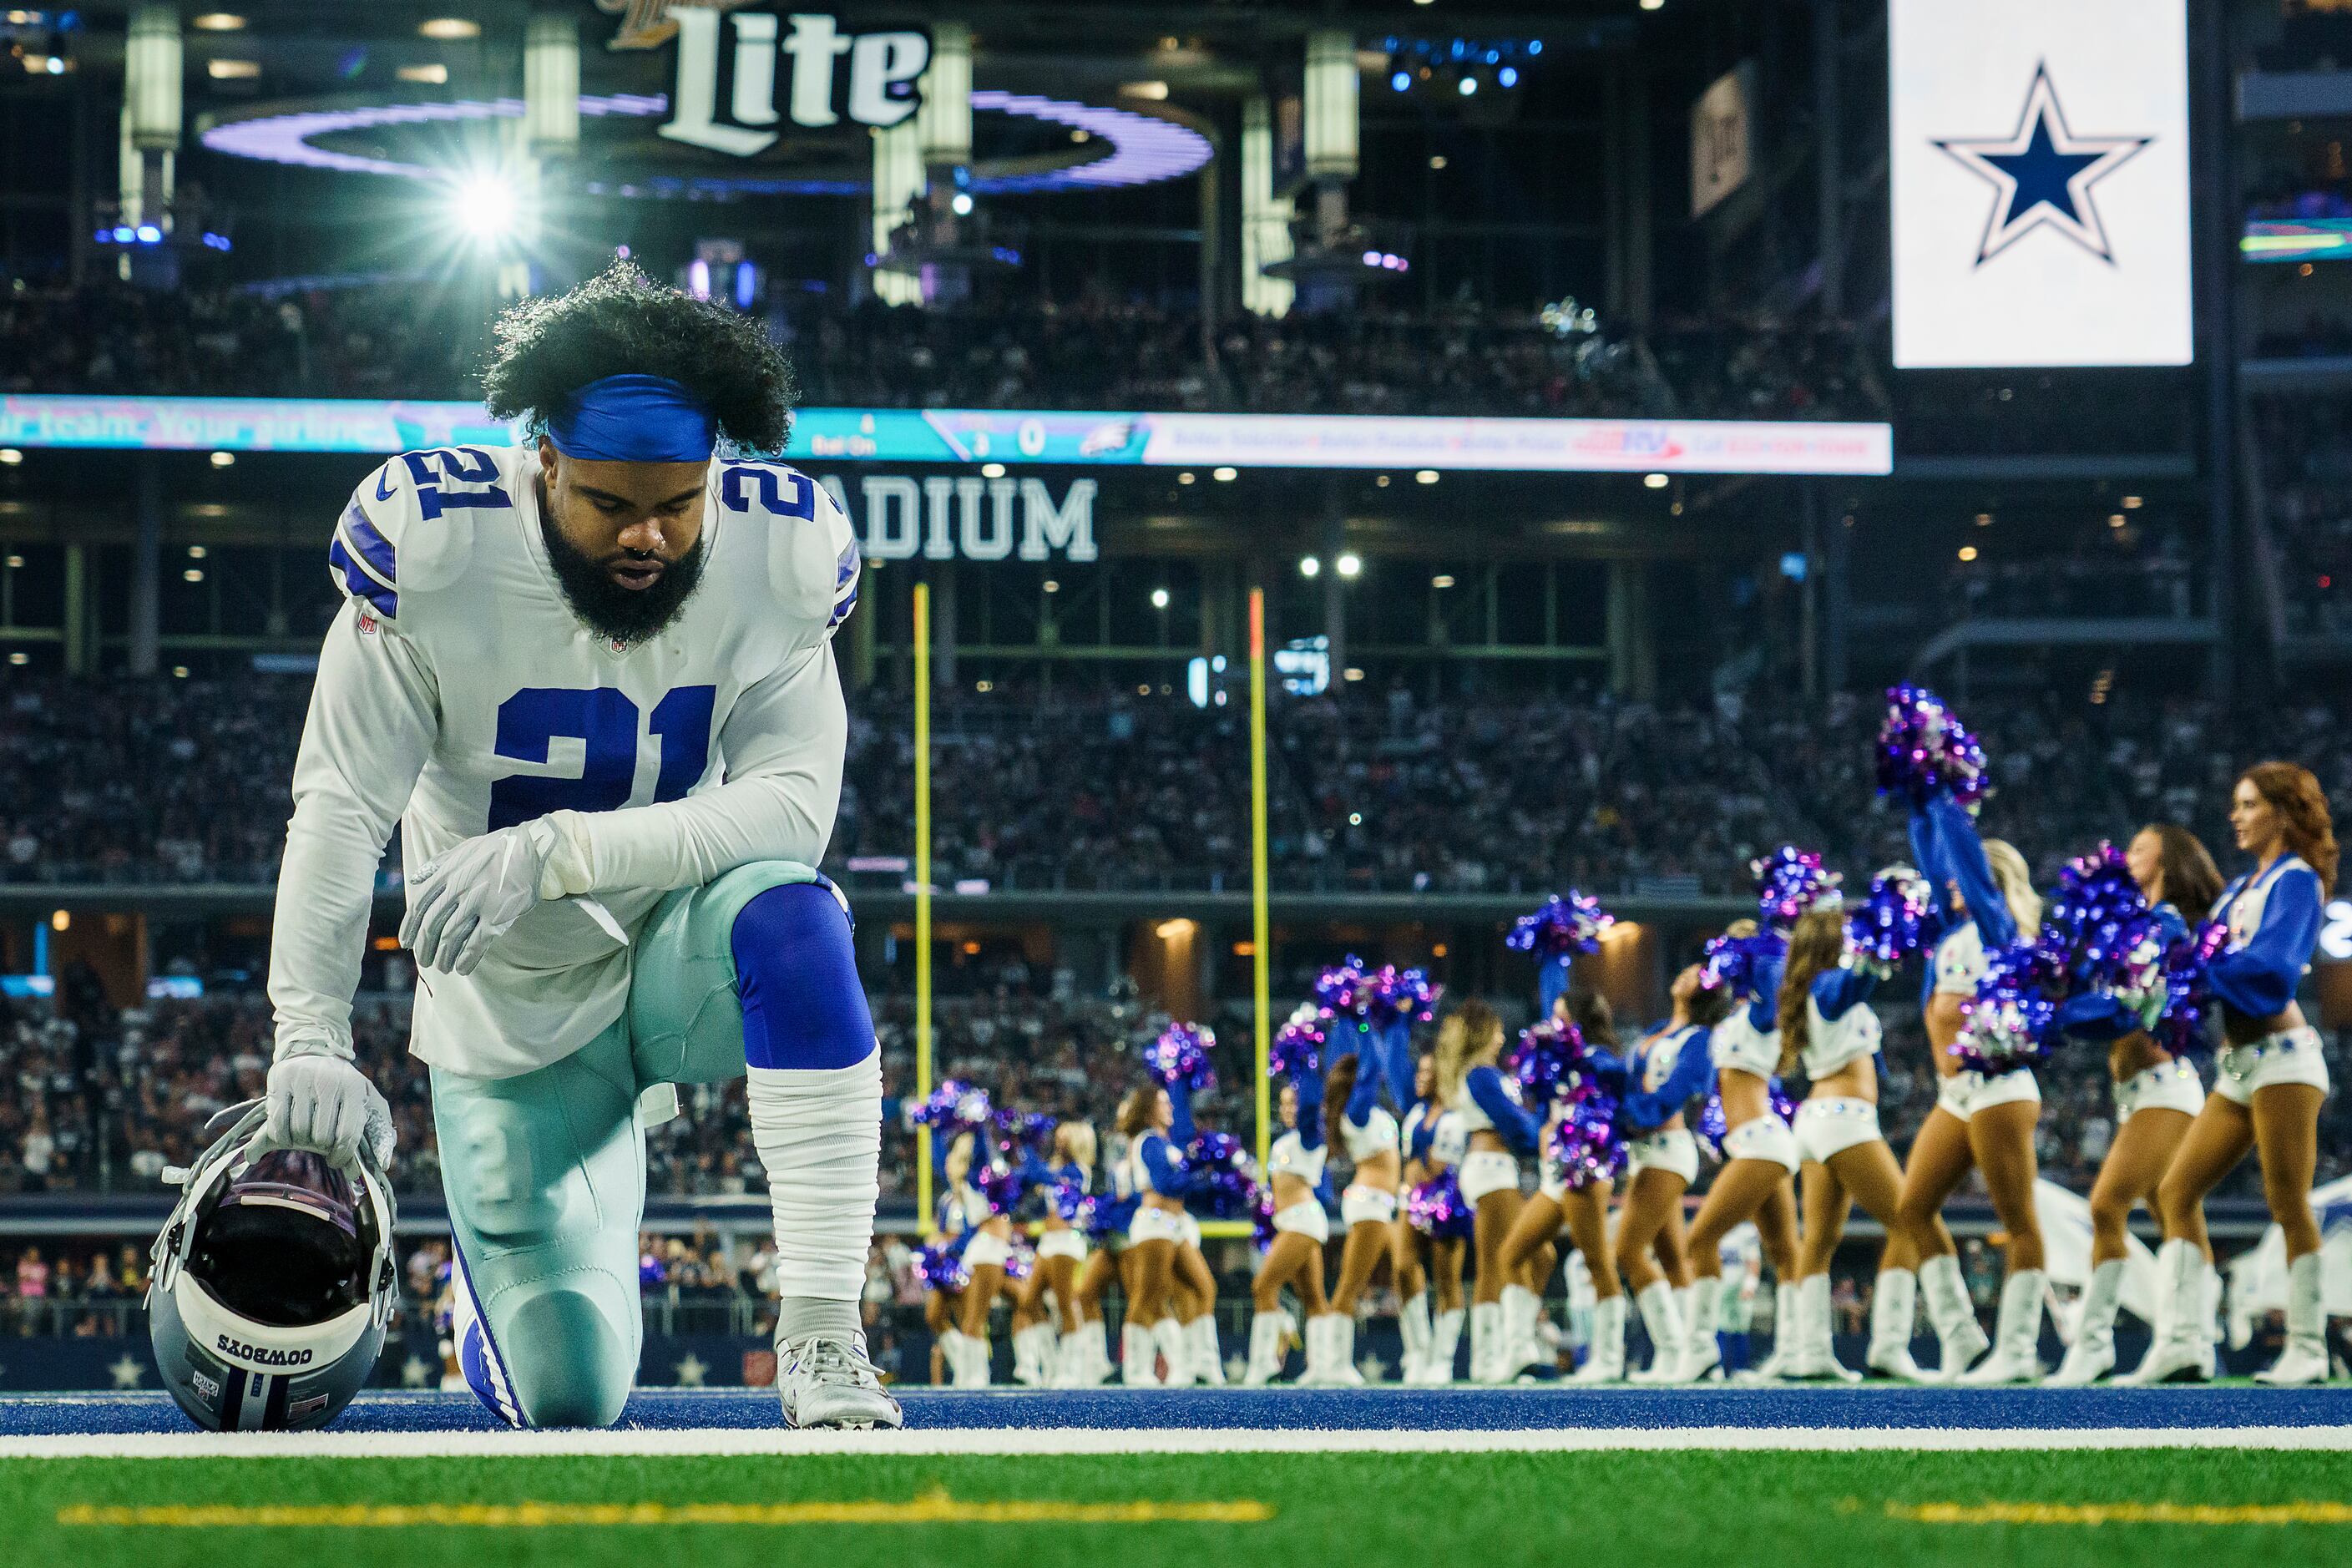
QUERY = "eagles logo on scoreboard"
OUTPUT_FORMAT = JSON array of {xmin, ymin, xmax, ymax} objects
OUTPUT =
[{"xmin": 1889, "ymin": 0, "xmax": 2192, "ymax": 369}]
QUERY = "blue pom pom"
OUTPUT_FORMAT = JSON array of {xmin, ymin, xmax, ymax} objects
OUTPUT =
[
  {"xmin": 1541, "ymin": 1080, "xmax": 1627, "ymax": 1192},
  {"xmin": 2156, "ymin": 918, "xmax": 2232, "ymax": 1058},
  {"xmin": 1876, "ymin": 684, "xmax": 1989, "ymax": 810},
  {"xmin": 1315, "ymin": 956, "xmax": 1372, "ymax": 1017},
  {"xmin": 1508, "ymin": 1017, "xmax": 1596, "ymax": 1105},
  {"xmin": 1506, "ymin": 892, "xmax": 1615, "ymax": 959},
  {"xmin": 1845, "ymin": 864, "xmax": 1935, "ymax": 979},
  {"xmin": 1407, "ymin": 1170, "xmax": 1474, "ymax": 1238},
  {"xmin": 911, "ymin": 1079, "xmax": 993, "ymax": 1131},
  {"xmin": 1953, "ymin": 943, "xmax": 2064, "ymax": 1073},
  {"xmin": 1144, "ymin": 1022, "xmax": 1217, "ymax": 1094},
  {"xmin": 1181, "ymin": 1130, "xmax": 1260, "ymax": 1219},
  {"xmin": 1270, "ymin": 1007, "xmax": 1326, "ymax": 1080},
  {"xmin": 1753, "ymin": 845, "xmax": 1843, "ymax": 928},
  {"xmin": 915, "ymin": 1237, "xmax": 971, "ymax": 1293},
  {"xmin": 1367, "ymin": 964, "xmax": 1442, "ymax": 1025},
  {"xmin": 1701, "ymin": 928, "xmax": 1786, "ymax": 996}
]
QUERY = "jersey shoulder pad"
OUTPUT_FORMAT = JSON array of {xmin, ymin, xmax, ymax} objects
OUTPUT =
[
  {"xmin": 327, "ymin": 448, "xmax": 494, "ymax": 619},
  {"xmin": 717, "ymin": 459, "xmax": 860, "ymax": 635}
]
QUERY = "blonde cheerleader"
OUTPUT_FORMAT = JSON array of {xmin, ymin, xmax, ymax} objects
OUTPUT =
[{"xmin": 1435, "ymin": 1000, "xmax": 1543, "ymax": 1382}]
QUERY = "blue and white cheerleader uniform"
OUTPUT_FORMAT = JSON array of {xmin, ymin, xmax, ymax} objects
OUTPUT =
[
  {"xmin": 1452, "ymin": 1061, "xmax": 1541, "ymax": 1205},
  {"xmin": 2208, "ymin": 853, "xmax": 2329, "ymax": 1104},
  {"xmin": 1789, "ymin": 966, "xmax": 1886, "ymax": 1166},
  {"xmin": 1912, "ymin": 790, "xmax": 2040, "ymax": 1120},
  {"xmin": 1617, "ymin": 1021, "xmax": 1714, "ymax": 1185}
]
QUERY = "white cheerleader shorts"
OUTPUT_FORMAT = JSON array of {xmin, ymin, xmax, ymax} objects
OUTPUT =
[
  {"xmin": 1459, "ymin": 1149, "xmax": 1522, "ymax": 1206},
  {"xmin": 1341, "ymin": 1183, "xmax": 1399, "ymax": 1227},
  {"xmin": 2215, "ymin": 1026, "xmax": 2330, "ymax": 1106},
  {"xmin": 1177, "ymin": 1211, "xmax": 1204, "ymax": 1251},
  {"xmin": 1933, "ymin": 1068, "xmax": 2041, "ymax": 1123},
  {"xmin": 964, "ymin": 1229, "xmax": 1014, "ymax": 1270},
  {"xmin": 1036, "ymin": 1227, "xmax": 1089, "ymax": 1263},
  {"xmin": 1722, "ymin": 1112, "xmax": 1801, "ymax": 1176},
  {"xmin": 1626, "ymin": 1128, "xmax": 1700, "ymax": 1185},
  {"xmin": 1126, "ymin": 1206, "xmax": 1186, "ymax": 1247},
  {"xmin": 1793, "ymin": 1096, "xmax": 1884, "ymax": 1164},
  {"xmin": 2115, "ymin": 1057, "xmax": 2203, "ymax": 1122},
  {"xmin": 1272, "ymin": 1198, "xmax": 1332, "ymax": 1243}
]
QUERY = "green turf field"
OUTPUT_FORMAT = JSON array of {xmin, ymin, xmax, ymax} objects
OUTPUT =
[{"xmin": 7, "ymin": 1449, "xmax": 2351, "ymax": 1567}]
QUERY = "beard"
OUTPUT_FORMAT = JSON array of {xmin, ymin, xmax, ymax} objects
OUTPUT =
[{"xmin": 539, "ymin": 509, "xmax": 709, "ymax": 647}]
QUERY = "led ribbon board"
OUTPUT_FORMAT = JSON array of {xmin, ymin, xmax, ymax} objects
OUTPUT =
[{"xmin": 0, "ymin": 397, "xmax": 1894, "ymax": 476}]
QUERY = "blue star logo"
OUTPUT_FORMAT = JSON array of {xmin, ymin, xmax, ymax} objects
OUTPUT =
[{"xmin": 1933, "ymin": 63, "xmax": 2152, "ymax": 266}]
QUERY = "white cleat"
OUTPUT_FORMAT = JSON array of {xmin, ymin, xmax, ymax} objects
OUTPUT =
[
  {"xmin": 777, "ymin": 1332, "xmax": 903, "ymax": 1430},
  {"xmin": 2047, "ymin": 1337, "xmax": 2115, "ymax": 1388}
]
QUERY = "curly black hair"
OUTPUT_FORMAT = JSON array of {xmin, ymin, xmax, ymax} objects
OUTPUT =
[{"xmin": 479, "ymin": 259, "xmax": 797, "ymax": 454}]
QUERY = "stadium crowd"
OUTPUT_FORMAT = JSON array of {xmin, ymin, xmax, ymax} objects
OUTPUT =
[
  {"xmin": 7, "ymin": 674, "xmax": 2347, "ymax": 904},
  {"xmin": 2250, "ymin": 391, "xmax": 2352, "ymax": 642},
  {"xmin": 0, "ymin": 279, "xmax": 1884, "ymax": 422}
]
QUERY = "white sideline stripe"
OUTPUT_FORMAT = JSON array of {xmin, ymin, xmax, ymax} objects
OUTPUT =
[{"xmin": 2, "ymin": 1425, "xmax": 2349, "ymax": 1459}]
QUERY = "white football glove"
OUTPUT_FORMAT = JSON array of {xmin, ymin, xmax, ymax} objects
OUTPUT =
[
  {"xmin": 254, "ymin": 1050, "xmax": 395, "ymax": 1173},
  {"xmin": 400, "ymin": 819, "xmax": 557, "ymax": 976}
]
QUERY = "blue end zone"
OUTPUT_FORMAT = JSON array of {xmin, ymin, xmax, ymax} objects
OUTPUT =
[{"xmin": 2, "ymin": 1386, "xmax": 2349, "ymax": 1438}]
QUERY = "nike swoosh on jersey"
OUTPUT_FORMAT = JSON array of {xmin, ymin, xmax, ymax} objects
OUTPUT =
[{"xmin": 376, "ymin": 468, "xmax": 397, "ymax": 502}]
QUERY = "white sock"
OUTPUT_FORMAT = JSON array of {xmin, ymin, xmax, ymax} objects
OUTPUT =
[
  {"xmin": 1869, "ymin": 1267, "xmax": 1917, "ymax": 1362},
  {"xmin": 746, "ymin": 1053, "xmax": 881, "ymax": 1302},
  {"xmin": 2078, "ymin": 1258, "xmax": 2125, "ymax": 1346}
]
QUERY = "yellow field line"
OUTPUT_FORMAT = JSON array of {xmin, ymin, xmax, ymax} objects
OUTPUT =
[
  {"xmin": 57, "ymin": 1488, "xmax": 1274, "ymax": 1529},
  {"xmin": 1885, "ymin": 1500, "xmax": 2352, "ymax": 1526}
]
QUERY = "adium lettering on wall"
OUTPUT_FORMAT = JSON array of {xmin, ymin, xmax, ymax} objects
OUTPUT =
[{"xmin": 812, "ymin": 473, "xmax": 1099, "ymax": 563}]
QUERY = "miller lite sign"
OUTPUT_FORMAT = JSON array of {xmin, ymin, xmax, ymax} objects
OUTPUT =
[{"xmin": 598, "ymin": 3, "xmax": 930, "ymax": 155}]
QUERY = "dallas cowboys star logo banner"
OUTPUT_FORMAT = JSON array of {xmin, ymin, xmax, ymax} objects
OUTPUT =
[{"xmin": 1889, "ymin": 0, "xmax": 2191, "ymax": 369}]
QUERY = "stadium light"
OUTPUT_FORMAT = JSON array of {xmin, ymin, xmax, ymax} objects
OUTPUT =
[
  {"xmin": 1151, "ymin": 587, "xmax": 1171, "ymax": 609},
  {"xmin": 1336, "ymin": 552, "xmax": 1363, "ymax": 579},
  {"xmin": 979, "ymin": 462, "xmax": 1005, "ymax": 478},
  {"xmin": 0, "ymin": 449, "xmax": 20, "ymax": 466},
  {"xmin": 208, "ymin": 451, "xmax": 234, "ymax": 468},
  {"xmin": 1457, "ymin": 75, "xmax": 1478, "ymax": 96},
  {"xmin": 951, "ymin": 192, "xmax": 974, "ymax": 215},
  {"xmin": 1643, "ymin": 472, "xmax": 1668, "ymax": 488},
  {"xmin": 1299, "ymin": 555, "xmax": 1322, "ymax": 578},
  {"xmin": 190, "ymin": 13, "xmax": 246, "ymax": 29},
  {"xmin": 1432, "ymin": 574, "xmax": 1455, "ymax": 589},
  {"xmin": 453, "ymin": 171, "xmax": 518, "ymax": 242},
  {"xmin": 419, "ymin": 18, "xmax": 481, "ymax": 41},
  {"xmin": 1212, "ymin": 466, "xmax": 1237, "ymax": 482},
  {"xmin": 1957, "ymin": 545, "xmax": 1979, "ymax": 562},
  {"xmin": 1416, "ymin": 469, "xmax": 1439, "ymax": 484},
  {"xmin": 1176, "ymin": 471, "xmax": 1195, "ymax": 484},
  {"xmin": 183, "ymin": 568, "xmax": 205, "ymax": 583},
  {"xmin": 5, "ymin": 652, "xmax": 24, "ymax": 666}
]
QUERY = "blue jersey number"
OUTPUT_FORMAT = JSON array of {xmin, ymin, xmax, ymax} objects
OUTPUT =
[
  {"xmin": 486, "ymin": 685, "xmax": 716, "ymax": 832},
  {"xmin": 401, "ymin": 448, "xmax": 514, "ymax": 520},
  {"xmin": 721, "ymin": 464, "xmax": 816, "ymax": 519}
]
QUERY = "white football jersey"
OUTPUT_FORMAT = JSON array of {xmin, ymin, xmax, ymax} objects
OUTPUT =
[{"xmin": 268, "ymin": 443, "xmax": 859, "ymax": 1079}]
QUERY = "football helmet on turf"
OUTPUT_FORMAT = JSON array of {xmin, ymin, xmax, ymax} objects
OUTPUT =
[{"xmin": 147, "ymin": 1101, "xmax": 399, "ymax": 1431}]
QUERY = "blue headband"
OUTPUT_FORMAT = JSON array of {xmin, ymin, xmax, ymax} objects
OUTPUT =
[{"xmin": 544, "ymin": 373, "xmax": 718, "ymax": 463}]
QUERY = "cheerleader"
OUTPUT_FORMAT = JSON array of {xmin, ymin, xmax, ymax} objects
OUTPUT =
[
  {"xmin": 1435, "ymin": 1000, "xmax": 1544, "ymax": 1383},
  {"xmin": 1323, "ymin": 1049, "xmax": 1402, "ymax": 1385},
  {"xmin": 926, "ymin": 1130, "xmax": 980, "ymax": 1384},
  {"xmin": 1009, "ymin": 1122, "xmax": 1099, "ymax": 1387},
  {"xmin": 1606, "ymin": 964, "xmax": 1728, "ymax": 1380},
  {"xmin": 2136, "ymin": 764, "xmax": 2337, "ymax": 1385},
  {"xmin": 949, "ymin": 1134, "xmax": 1025, "ymax": 1388},
  {"xmin": 1401, "ymin": 1060, "xmax": 1470, "ymax": 1382},
  {"xmin": 1170, "ymin": 1211, "xmax": 1226, "ymax": 1386},
  {"xmin": 1115, "ymin": 1079, "xmax": 1198, "ymax": 1386},
  {"xmin": 1889, "ymin": 791, "xmax": 2046, "ymax": 1382},
  {"xmin": 1777, "ymin": 904, "xmax": 1909, "ymax": 1381},
  {"xmin": 1497, "ymin": 990, "xmax": 1624, "ymax": 1382},
  {"xmin": 1682, "ymin": 928, "xmax": 1803, "ymax": 1382},
  {"xmin": 2049, "ymin": 827, "xmax": 2222, "ymax": 1385},
  {"xmin": 1389, "ymin": 1051, "xmax": 1438, "ymax": 1379},
  {"xmin": 1247, "ymin": 1073, "xmax": 1335, "ymax": 1383},
  {"xmin": 1064, "ymin": 1174, "xmax": 1136, "ymax": 1387}
]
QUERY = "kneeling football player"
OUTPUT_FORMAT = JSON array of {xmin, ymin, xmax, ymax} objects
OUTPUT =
[{"xmin": 258, "ymin": 260, "xmax": 897, "ymax": 1429}]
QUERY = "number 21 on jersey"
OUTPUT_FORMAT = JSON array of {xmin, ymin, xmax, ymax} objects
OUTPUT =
[{"xmin": 486, "ymin": 685, "xmax": 716, "ymax": 832}]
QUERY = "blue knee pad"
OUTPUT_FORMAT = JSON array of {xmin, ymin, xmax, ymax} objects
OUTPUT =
[{"xmin": 732, "ymin": 880, "xmax": 877, "ymax": 1071}]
